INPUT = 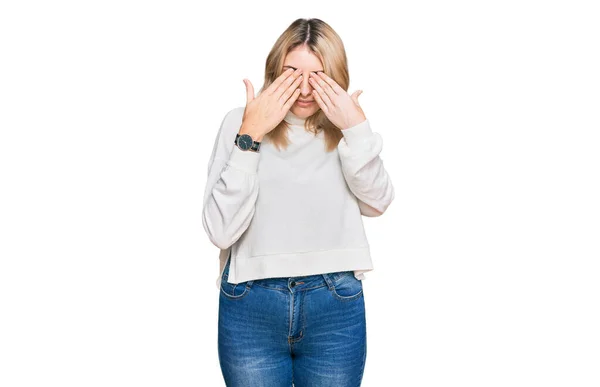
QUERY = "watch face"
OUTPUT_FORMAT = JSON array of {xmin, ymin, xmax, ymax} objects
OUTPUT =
[{"xmin": 238, "ymin": 134, "xmax": 253, "ymax": 150}]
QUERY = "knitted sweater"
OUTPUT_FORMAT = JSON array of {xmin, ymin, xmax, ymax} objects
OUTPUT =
[{"xmin": 202, "ymin": 107, "xmax": 395, "ymax": 288}]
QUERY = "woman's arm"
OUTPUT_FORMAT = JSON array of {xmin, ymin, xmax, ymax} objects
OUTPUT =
[
  {"xmin": 202, "ymin": 108, "xmax": 261, "ymax": 249},
  {"xmin": 337, "ymin": 119, "xmax": 395, "ymax": 217}
]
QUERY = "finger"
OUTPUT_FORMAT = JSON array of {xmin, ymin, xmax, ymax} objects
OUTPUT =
[
  {"xmin": 312, "ymin": 89, "xmax": 329, "ymax": 114},
  {"xmin": 309, "ymin": 74, "xmax": 333, "ymax": 108},
  {"xmin": 265, "ymin": 68, "xmax": 294, "ymax": 95},
  {"xmin": 351, "ymin": 90, "xmax": 362, "ymax": 105},
  {"xmin": 244, "ymin": 79, "xmax": 254, "ymax": 103},
  {"xmin": 317, "ymin": 77, "xmax": 336, "ymax": 105},
  {"xmin": 283, "ymin": 88, "xmax": 301, "ymax": 112},
  {"xmin": 315, "ymin": 72, "xmax": 344, "ymax": 95},
  {"xmin": 267, "ymin": 68, "xmax": 297, "ymax": 95},
  {"xmin": 279, "ymin": 74, "xmax": 303, "ymax": 105},
  {"xmin": 273, "ymin": 68, "xmax": 302, "ymax": 98},
  {"xmin": 312, "ymin": 72, "xmax": 337, "ymax": 103}
]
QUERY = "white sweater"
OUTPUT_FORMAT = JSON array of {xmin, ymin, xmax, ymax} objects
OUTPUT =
[{"xmin": 203, "ymin": 107, "xmax": 395, "ymax": 288}]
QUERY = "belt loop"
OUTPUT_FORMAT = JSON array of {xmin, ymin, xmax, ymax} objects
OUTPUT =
[
  {"xmin": 246, "ymin": 280, "xmax": 255, "ymax": 289},
  {"xmin": 321, "ymin": 273, "xmax": 334, "ymax": 289}
]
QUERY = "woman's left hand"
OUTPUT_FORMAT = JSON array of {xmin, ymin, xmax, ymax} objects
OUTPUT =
[{"xmin": 309, "ymin": 71, "xmax": 367, "ymax": 130}]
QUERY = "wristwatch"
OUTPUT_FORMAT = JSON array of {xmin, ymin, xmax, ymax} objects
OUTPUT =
[{"xmin": 234, "ymin": 133, "xmax": 262, "ymax": 153}]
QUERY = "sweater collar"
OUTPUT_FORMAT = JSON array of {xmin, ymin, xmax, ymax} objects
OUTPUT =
[{"xmin": 284, "ymin": 110, "xmax": 307, "ymax": 126}]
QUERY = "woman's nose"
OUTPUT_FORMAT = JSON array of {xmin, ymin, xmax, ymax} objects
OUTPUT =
[{"xmin": 300, "ymin": 71, "xmax": 313, "ymax": 95}]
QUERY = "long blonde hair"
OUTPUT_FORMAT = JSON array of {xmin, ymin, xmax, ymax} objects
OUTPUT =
[{"xmin": 258, "ymin": 18, "xmax": 351, "ymax": 152}]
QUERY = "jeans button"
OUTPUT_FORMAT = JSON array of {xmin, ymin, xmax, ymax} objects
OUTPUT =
[{"xmin": 290, "ymin": 281, "xmax": 296, "ymax": 287}]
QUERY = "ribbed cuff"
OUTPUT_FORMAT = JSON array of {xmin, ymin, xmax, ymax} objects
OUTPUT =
[
  {"xmin": 227, "ymin": 146, "xmax": 261, "ymax": 174},
  {"xmin": 340, "ymin": 119, "xmax": 373, "ymax": 148}
]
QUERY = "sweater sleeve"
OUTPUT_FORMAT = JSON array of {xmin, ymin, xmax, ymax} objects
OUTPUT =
[
  {"xmin": 337, "ymin": 119, "xmax": 395, "ymax": 217},
  {"xmin": 202, "ymin": 108, "xmax": 261, "ymax": 249}
]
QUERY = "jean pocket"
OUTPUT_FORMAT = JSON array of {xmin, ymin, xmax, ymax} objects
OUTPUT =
[
  {"xmin": 220, "ymin": 260, "xmax": 254, "ymax": 300},
  {"xmin": 220, "ymin": 274, "xmax": 253, "ymax": 300},
  {"xmin": 330, "ymin": 272, "xmax": 363, "ymax": 301},
  {"xmin": 219, "ymin": 255, "xmax": 253, "ymax": 300}
]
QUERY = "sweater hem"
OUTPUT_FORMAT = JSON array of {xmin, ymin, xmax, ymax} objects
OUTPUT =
[{"xmin": 225, "ymin": 246, "xmax": 374, "ymax": 284}]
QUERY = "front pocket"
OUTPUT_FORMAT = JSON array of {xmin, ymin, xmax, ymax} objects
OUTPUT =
[
  {"xmin": 219, "ymin": 263, "xmax": 252, "ymax": 300},
  {"xmin": 219, "ymin": 254, "xmax": 252, "ymax": 300},
  {"xmin": 331, "ymin": 273, "xmax": 363, "ymax": 301},
  {"xmin": 220, "ymin": 279, "xmax": 252, "ymax": 300}
]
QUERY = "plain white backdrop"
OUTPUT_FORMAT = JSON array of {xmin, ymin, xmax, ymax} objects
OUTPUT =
[{"xmin": 1, "ymin": 1, "xmax": 599, "ymax": 386}]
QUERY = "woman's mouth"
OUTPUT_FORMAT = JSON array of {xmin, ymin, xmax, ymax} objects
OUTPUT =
[{"xmin": 296, "ymin": 99, "xmax": 315, "ymax": 107}]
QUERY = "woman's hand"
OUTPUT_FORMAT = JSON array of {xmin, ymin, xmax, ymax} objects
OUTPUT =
[
  {"xmin": 240, "ymin": 68, "xmax": 303, "ymax": 140},
  {"xmin": 308, "ymin": 71, "xmax": 366, "ymax": 130}
]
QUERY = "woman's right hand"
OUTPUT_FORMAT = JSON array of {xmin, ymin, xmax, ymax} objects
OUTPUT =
[{"xmin": 239, "ymin": 68, "xmax": 304, "ymax": 141}]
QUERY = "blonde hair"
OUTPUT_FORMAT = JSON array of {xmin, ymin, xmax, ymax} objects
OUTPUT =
[{"xmin": 257, "ymin": 18, "xmax": 350, "ymax": 152}]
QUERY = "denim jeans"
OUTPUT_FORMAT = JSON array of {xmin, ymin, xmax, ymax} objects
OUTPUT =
[{"xmin": 218, "ymin": 255, "xmax": 367, "ymax": 387}]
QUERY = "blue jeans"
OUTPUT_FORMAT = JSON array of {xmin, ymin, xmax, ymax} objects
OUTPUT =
[{"xmin": 218, "ymin": 255, "xmax": 367, "ymax": 386}]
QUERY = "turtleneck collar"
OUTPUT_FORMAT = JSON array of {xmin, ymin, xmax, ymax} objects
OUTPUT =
[{"xmin": 284, "ymin": 110, "xmax": 307, "ymax": 126}]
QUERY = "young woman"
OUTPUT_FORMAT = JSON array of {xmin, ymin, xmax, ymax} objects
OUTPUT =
[{"xmin": 202, "ymin": 18, "xmax": 395, "ymax": 387}]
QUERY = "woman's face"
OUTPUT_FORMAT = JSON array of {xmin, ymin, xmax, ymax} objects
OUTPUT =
[{"xmin": 282, "ymin": 46, "xmax": 324, "ymax": 118}]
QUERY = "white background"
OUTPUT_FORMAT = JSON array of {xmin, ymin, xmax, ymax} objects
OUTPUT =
[{"xmin": 1, "ymin": 1, "xmax": 599, "ymax": 386}]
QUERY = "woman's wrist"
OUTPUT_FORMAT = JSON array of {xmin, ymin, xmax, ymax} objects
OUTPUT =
[{"xmin": 239, "ymin": 124, "xmax": 265, "ymax": 142}]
